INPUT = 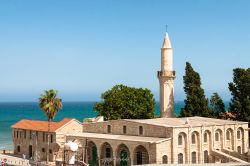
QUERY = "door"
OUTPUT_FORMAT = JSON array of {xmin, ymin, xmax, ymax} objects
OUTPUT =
[
  {"xmin": 29, "ymin": 145, "xmax": 32, "ymax": 158},
  {"xmin": 120, "ymin": 150, "xmax": 128, "ymax": 166}
]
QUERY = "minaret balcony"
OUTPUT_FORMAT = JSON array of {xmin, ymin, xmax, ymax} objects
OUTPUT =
[{"xmin": 157, "ymin": 71, "xmax": 176, "ymax": 78}]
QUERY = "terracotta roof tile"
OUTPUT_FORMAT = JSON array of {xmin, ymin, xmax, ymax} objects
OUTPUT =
[{"xmin": 11, "ymin": 118, "xmax": 73, "ymax": 132}]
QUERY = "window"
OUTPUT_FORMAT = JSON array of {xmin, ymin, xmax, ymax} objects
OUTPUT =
[
  {"xmin": 226, "ymin": 130, "xmax": 230, "ymax": 140},
  {"xmin": 17, "ymin": 146, "xmax": 20, "ymax": 152},
  {"xmin": 178, "ymin": 153, "xmax": 183, "ymax": 164},
  {"xmin": 106, "ymin": 147, "xmax": 111, "ymax": 158},
  {"xmin": 192, "ymin": 134, "xmax": 196, "ymax": 144},
  {"xmin": 204, "ymin": 150, "xmax": 209, "ymax": 163},
  {"xmin": 107, "ymin": 125, "xmax": 111, "ymax": 133},
  {"xmin": 17, "ymin": 131, "xmax": 19, "ymax": 138},
  {"xmin": 136, "ymin": 151, "xmax": 143, "ymax": 165},
  {"xmin": 24, "ymin": 130, "xmax": 26, "ymax": 139},
  {"xmin": 178, "ymin": 135, "xmax": 183, "ymax": 145},
  {"xmin": 237, "ymin": 146, "xmax": 241, "ymax": 154},
  {"xmin": 43, "ymin": 132, "xmax": 45, "ymax": 142},
  {"xmin": 51, "ymin": 134, "xmax": 53, "ymax": 143},
  {"xmin": 192, "ymin": 152, "xmax": 196, "ymax": 163},
  {"xmin": 162, "ymin": 155, "xmax": 168, "ymax": 164},
  {"xmin": 123, "ymin": 126, "xmax": 127, "ymax": 134},
  {"xmin": 30, "ymin": 131, "xmax": 32, "ymax": 139},
  {"xmin": 42, "ymin": 148, "xmax": 45, "ymax": 153},
  {"xmin": 14, "ymin": 131, "xmax": 16, "ymax": 138},
  {"xmin": 237, "ymin": 130, "xmax": 241, "ymax": 139},
  {"xmin": 36, "ymin": 131, "xmax": 38, "ymax": 141},
  {"xmin": 139, "ymin": 126, "xmax": 143, "ymax": 135},
  {"xmin": 49, "ymin": 149, "xmax": 52, "ymax": 154},
  {"xmin": 215, "ymin": 132, "xmax": 219, "ymax": 141},
  {"xmin": 204, "ymin": 133, "xmax": 208, "ymax": 143}
]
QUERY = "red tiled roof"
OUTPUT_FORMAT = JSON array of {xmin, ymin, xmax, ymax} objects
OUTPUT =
[{"xmin": 11, "ymin": 118, "xmax": 73, "ymax": 132}]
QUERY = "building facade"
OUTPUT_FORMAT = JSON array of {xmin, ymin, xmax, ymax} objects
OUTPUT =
[
  {"xmin": 12, "ymin": 118, "xmax": 82, "ymax": 161},
  {"xmin": 66, "ymin": 116, "xmax": 249, "ymax": 165}
]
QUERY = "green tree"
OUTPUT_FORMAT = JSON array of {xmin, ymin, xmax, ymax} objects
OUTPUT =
[
  {"xmin": 228, "ymin": 68, "xmax": 250, "ymax": 122},
  {"xmin": 39, "ymin": 89, "xmax": 62, "ymax": 163},
  {"xmin": 210, "ymin": 92, "xmax": 225, "ymax": 117},
  {"xmin": 94, "ymin": 84, "xmax": 155, "ymax": 120},
  {"xmin": 180, "ymin": 62, "xmax": 212, "ymax": 117}
]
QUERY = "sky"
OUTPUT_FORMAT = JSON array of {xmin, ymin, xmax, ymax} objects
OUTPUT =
[{"xmin": 0, "ymin": 0, "xmax": 249, "ymax": 102}]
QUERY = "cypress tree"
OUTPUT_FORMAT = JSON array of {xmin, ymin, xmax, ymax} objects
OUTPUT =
[
  {"xmin": 228, "ymin": 68, "xmax": 250, "ymax": 122},
  {"xmin": 210, "ymin": 92, "xmax": 225, "ymax": 118},
  {"xmin": 180, "ymin": 62, "xmax": 212, "ymax": 117}
]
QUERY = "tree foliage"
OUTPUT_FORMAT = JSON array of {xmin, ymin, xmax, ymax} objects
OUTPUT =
[
  {"xmin": 39, "ymin": 89, "xmax": 62, "ymax": 163},
  {"xmin": 180, "ymin": 62, "xmax": 212, "ymax": 117},
  {"xmin": 210, "ymin": 92, "xmax": 225, "ymax": 117},
  {"xmin": 228, "ymin": 68, "xmax": 250, "ymax": 122},
  {"xmin": 94, "ymin": 84, "xmax": 155, "ymax": 120}
]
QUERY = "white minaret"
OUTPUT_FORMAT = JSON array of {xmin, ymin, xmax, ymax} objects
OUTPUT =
[{"xmin": 157, "ymin": 32, "xmax": 176, "ymax": 118}]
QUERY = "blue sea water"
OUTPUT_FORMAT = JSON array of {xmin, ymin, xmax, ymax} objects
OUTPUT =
[{"xmin": 0, "ymin": 101, "xmax": 183, "ymax": 150}]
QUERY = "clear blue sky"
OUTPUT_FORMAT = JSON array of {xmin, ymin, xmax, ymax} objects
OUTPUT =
[{"xmin": 0, "ymin": 0, "xmax": 249, "ymax": 102}]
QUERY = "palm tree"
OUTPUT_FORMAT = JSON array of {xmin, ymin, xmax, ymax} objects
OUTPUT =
[{"xmin": 39, "ymin": 89, "xmax": 62, "ymax": 163}]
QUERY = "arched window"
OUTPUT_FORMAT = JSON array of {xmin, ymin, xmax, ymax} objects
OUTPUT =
[
  {"xmin": 237, "ymin": 146, "xmax": 241, "ymax": 154},
  {"xmin": 237, "ymin": 130, "xmax": 241, "ymax": 139},
  {"xmin": 178, "ymin": 153, "xmax": 183, "ymax": 164},
  {"xmin": 192, "ymin": 134, "xmax": 196, "ymax": 144},
  {"xmin": 17, "ymin": 145, "xmax": 20, "ymax": 152},
  {"xmin": 204, "ymin": 132, "xmax": 208, "ymax": 143},
  {"xmin": 191, "ymin": 151, "xmax": 196, "ymax": 163},
  {"xmin": 178, "ymin": 135, "xmax": 183, "ymax": 145},
  {"xmin": 226, "ymin": 130, "xmax": 231, "ymax": 140},
  {"xmin": 204, "ymin": 150, "xmax": 209, "ymax": 163},
  {"xmin": 162, "ymin": 155, "xmax": 168, "ymax": 164},
  {"xmin": 215, "ymin": 132, "xmax": 219, "ymax": 141}
]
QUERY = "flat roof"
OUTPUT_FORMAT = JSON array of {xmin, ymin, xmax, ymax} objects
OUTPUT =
[
  {"xmin": 123, "ymin": 116, "xmax": 248, "ymax": 127},
  {"xmin": 67, "ymin": 132, "xmax": 170, "ymax": 144}
]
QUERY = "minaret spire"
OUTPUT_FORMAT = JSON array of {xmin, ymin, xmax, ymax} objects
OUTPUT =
[{"xmin": 157, "ymin": 30, "xmax": 176, "ymax": 118}]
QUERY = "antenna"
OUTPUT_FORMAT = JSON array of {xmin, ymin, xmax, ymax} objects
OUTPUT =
[{"xmin": 165, "ymin": 24, "xmax": 168, "ymax": 32}]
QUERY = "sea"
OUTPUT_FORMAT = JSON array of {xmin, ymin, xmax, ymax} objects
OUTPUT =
[{"xmin": 0, "ymin": 101, "xmax": 184, "ymax": 150}]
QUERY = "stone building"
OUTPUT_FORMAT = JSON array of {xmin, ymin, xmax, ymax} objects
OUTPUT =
[
  {"xmin": 65, "ymin": 32, "xmax": 249, "ymax": 165},
  {"xmin": 67, "ymin": 116, "xmax": 248, "ymax": 165},
  {"xmin": 12, "ymin": 118, "xmax": 82, "ymax": 161}
]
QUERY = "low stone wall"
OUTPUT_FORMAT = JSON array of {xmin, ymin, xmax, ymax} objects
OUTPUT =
[{"xmin": 0, "ymin": 154, "xmax": 30, "ymax": 166}]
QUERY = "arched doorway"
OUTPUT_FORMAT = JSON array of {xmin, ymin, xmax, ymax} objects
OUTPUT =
[
  {"xmin": 116, "ymin": 144, "xmax": 130, "ymax": 166},
  {"xmin": 204, "ymin": 150, "xmax": 209, "ymax": 163},
  {"xmin": 87, "ymin": 141, "xmax": 98, "ymax": 166},
  {"xmin": 133, "ymin": 145, "xmax": 149, "ymax": 165},
  {"xmin": 101, "ymin": 142, "xmax": 113, "ymax": 166}
]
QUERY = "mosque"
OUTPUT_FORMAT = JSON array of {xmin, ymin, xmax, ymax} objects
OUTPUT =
[
  {"xmin": 12, "ymin": 32, "xmax": 249, "ymax": 165},
  {"xmin": 66, "ymin": 32, "xmax": 249, "ymax": 165}
]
